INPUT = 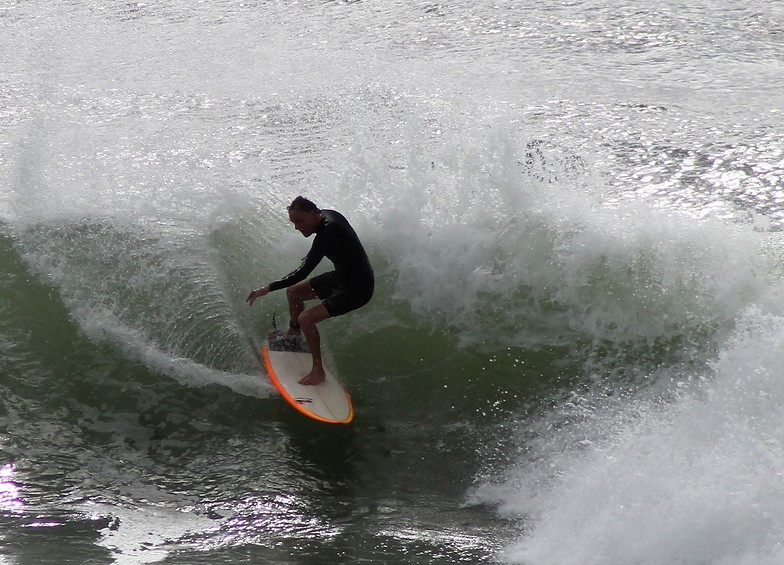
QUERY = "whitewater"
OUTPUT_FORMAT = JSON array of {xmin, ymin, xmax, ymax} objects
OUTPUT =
[{"xmin": 2, "ymin": 1, "xmax": 784, "ymax": 563}]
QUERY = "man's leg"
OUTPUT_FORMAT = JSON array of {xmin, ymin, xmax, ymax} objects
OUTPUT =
[
  {"xmin": 284, "ymin": 280, "xmax": 333, "ymax": 385},
  {"xmin": 298, "ymin": 303, "xmax": 331, "ymax": 385},
  {"xmin": 285, "ymin": 280, "xmax": 319, "ymax": 334}
]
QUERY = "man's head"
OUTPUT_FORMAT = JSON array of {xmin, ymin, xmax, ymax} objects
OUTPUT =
[{"xmin": 287, "ymin": 196, "xmax": 322, "ymax": 237}]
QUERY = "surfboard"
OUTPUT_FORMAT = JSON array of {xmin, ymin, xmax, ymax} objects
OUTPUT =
[{"xmin": 261, "ymin": 336, "xmax": 353, "ymax": 424}]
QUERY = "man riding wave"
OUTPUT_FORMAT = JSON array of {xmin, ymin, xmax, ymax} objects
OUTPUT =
[{"xmin": 247, "ymin": 196, "xmax": 374, "ymax": 385}]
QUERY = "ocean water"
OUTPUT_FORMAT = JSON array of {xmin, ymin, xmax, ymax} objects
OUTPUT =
[{"xmin": 2, "ymin": 1, "xmax": 784, "ymax": 563}]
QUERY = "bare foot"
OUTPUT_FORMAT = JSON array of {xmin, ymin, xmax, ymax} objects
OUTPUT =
[{"xmin": 298, "ymin": 369, "xmax": 326, "ymax": 385}]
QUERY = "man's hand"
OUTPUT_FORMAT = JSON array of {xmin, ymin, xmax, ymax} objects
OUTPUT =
[{"xmin": 246, "ymin": 286, "xmax": 271, "ymax": 305}]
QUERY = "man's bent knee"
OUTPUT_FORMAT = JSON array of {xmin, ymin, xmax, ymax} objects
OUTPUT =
[{"xmin": 298, "ymin": 304, "xmax": 331, "ymax": 328}]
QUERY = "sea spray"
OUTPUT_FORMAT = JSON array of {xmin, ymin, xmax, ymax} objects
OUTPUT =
[
  {"xmin": 474, "ymin": 304, "xmax": 784, "ymax": 565},
  {"xmin": 362, "ymin": 126, "xmax": 770, "ymax": 358}
]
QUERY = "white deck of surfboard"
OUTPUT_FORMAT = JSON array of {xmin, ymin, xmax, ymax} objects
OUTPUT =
[{"xmin": 263, "ymin": 346, "xmax": 353, "ymax": 424}]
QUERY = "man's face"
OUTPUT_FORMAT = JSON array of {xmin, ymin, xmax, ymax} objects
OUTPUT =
[{"xmin": 289, "ymin": 209, "xmax": 321, "ymax": 237}]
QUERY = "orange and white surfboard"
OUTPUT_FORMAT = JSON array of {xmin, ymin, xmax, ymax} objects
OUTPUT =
[{"xmin": 262, "ymin": 340, "xmax": 353, "ymax": 424}]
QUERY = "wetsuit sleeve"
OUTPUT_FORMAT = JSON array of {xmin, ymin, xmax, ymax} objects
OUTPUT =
[{"xmin": 268, "ymin": 236, "xmax": 327, "ymax": 291}]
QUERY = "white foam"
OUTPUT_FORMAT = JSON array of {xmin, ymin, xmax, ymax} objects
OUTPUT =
[
  {"xmin": 75, "ymin": 303, "xmax": 271, "ymax": 398},
  {"xmin": 84, "ymin": 501, "xmax": 219, "ymax": 565},
  {"xmin": 368, "ymin": 126, "xmax": 775, "ymax": 351},
  {"xmin": 472, "ymin": 305, "xmax": 784, "ymax": 565}
]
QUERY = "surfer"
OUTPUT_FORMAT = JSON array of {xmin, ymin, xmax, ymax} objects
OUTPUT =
[{"xmin": 246, "ymin": 196, "xmax": 374, "ymax": 385}]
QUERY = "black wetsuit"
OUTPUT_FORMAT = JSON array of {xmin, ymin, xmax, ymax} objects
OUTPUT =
[{"xmin": 268, "ymin": 210, "xmax": 374, "ymax": 317}]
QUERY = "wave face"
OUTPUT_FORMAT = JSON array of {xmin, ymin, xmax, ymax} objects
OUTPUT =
[{"xmin": 2, "ymin": 0, "xmax": 784, "ymax": 563}]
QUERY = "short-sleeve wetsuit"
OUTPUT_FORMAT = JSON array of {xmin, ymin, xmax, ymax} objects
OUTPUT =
[{"xmin": 268, "ymin": 209, "xmax": 374, "ymax": 317}]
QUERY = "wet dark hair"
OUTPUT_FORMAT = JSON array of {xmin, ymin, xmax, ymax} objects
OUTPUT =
[{"xmin": 288, "ymin": 196, "xmax": 320, "ymax": 214}]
